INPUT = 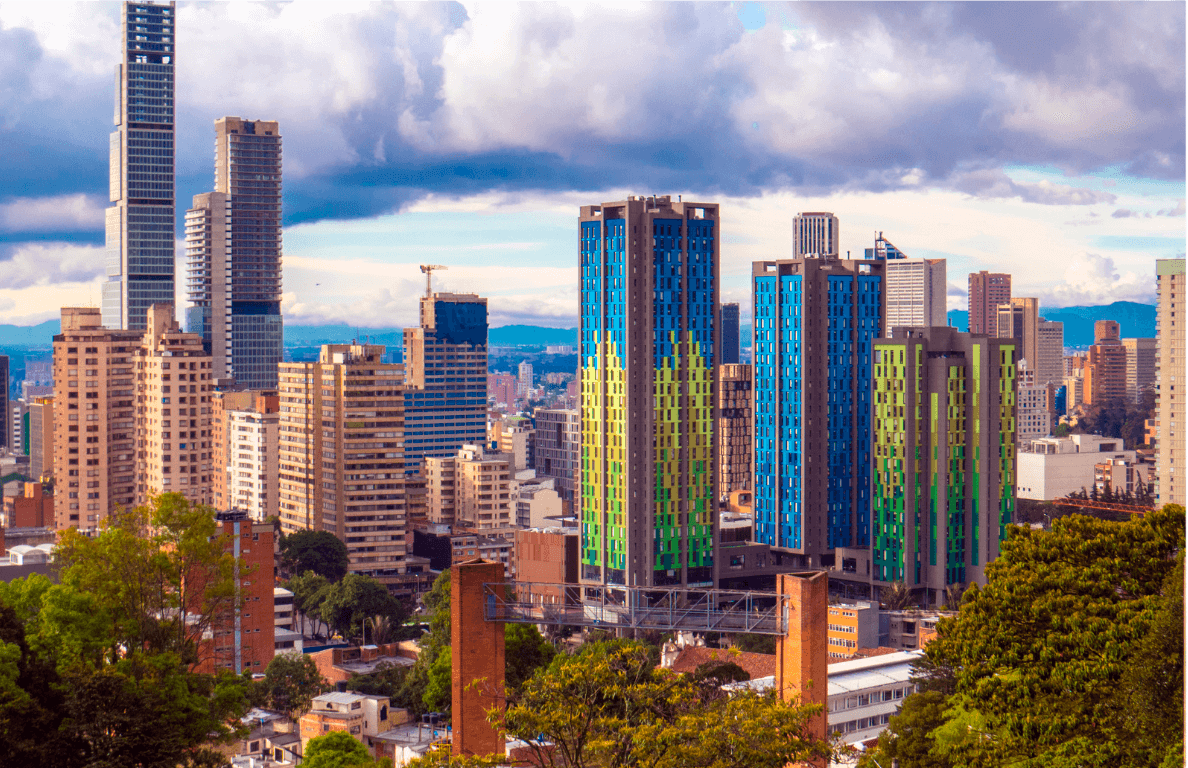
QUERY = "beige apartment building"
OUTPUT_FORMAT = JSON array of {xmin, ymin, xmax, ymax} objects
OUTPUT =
[
  {"xmin": 1156, "ymin": 259, "xmax": 1185, "ymax": 506},
  {"xmin": 426, "ymin": 444, "xmax": 514, "ymax": 532},
  {"xmin": 277, "ymin": 344, "xmax": 411, "ymax": 576},
  {"xmin": 213, "ymin": 390, "xmax": 279, "ymax": 520},
  {"xmin": 1122, "ymin": 337, "xmax": 1157, "ymax": 404},
  {"xmin": 1085, "ymin": 320, "xmax": 1128, "ymax": 406},
  {"xmin": 28, "ymin": 396, "xmax": 54, "ymax": 482},
  {"xmin": 968, "ymin": 271, "xmax": 1011, "ymax": 337},
  {"xmin": 52, "ymin": 308, "xmax": 143, "ymax": 530},
  {"xmin": 135, "ymin": 305, "xmax": 214, "ymax": 508},
  {"xmin": 1037, "ymin": 318, "xmax": 1065, "ymax": 386}
]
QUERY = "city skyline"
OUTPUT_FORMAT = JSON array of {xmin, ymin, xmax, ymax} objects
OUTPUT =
[{"xmin": 0, "ymin": 2, "xmax": 1182, "ymax": 330}]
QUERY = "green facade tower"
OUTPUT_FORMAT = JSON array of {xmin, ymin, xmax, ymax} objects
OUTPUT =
[{"xmin": 871, "ymin": 326, "xmax": 1016, "ymax": 605}]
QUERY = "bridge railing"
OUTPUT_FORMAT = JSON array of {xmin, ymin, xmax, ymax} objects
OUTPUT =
[{"xmin": 482, "ymin": 582, "xmax": 788, "ymax": 635}]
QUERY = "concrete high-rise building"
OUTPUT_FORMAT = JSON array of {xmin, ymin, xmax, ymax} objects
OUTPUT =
[
  {"xmin": 864, "ymin": 232, "xmax": 908, "ymax": 261},
  {"xmin": 717, "ymin": 363, "xmax": 752, "ymax": 495},
  {"xmin": 53, "ymin": 308, "xmax": 143, "ymax": 530},
  {"xmin": 202, "ymin": 513, "xmax": 275, "ymax": 674},
  {"xmin": 212, "ymin": 390, "xmax": 279, "ymax": 520},
  {"xmin": 1122, "ymin": 337, "xmax": 1156, "ymax": 403},
  {"xmin": 103, "ymin": 1, "xmax": 176, "ymax": 331},
  {"xmin": 488, "ymin": 374, "xmax": 517, "ymax": 408},
  {"xmin": 1037, "ymin": 318, "xmax": 1065, "ymax": 385},
  {"xmin": 426, "ymin": 445, "xmax": 513, "ymax": 532},
  {"xmin": 1084, "ymin": 320, "xmax": 1127, "ymax": 406},
  {"xmin": 997, "ymin": 297, "xmax": 1040, "ymax": 371},
  {"xmin": 867, "ymin": 327, "xmax": 1016, "ymax": 603},
  {"xmin": 968, "ymin": 271, "xmax": 1011, "ymax": 338},
  {"xmin": 720, "ymin": 303, "xmax": 740, "ymax": 364},
  {"xmin": 10, "ymin": 400, "xmax": 27, "ymax": 455},
  {"xmin": 402, "ymin": 293, "xmax": 489, "ymax": 471},
  {"xmin": 534, "ymin": 408, "xmax": 579, "ymax": 503},
  {"xmin": 580, "ymin": 196, "xmax": 719, "ymax": 588},
  {"xmin": 884, "ymin": 256, "xmax": 946, "ymax": 335},
  {"xmin": 792, "ymin": 212, "xmax": 839, "ymax": 259},
  {"xmin": 752, "ymin": 254, "xmax": 884, "ymax": 566},
  {"xmin": 0, "ymin": 355, "xmax": 7, "ymax": 451},
  {"xmin": 1017, "ymin": 361, "xmax": 1052, "ymax": 440},
  {"xmin": 517, "ymin": 361, "xmax": 533, "ymax": 398},
  {"xmin": 135, "ymin": 305, "xmax": 213, "ymax": 508},
  {"xmin": 28, "ymin": 397, "xmax": 53, "ymax": 481},
  {"xmin": 1155, "ymin": 259, "xmax": 1185, "ymax": 506},
  {"xmin": 277, "ymin": 344, "xmax": 411, "ymax": 577},
  {"xmin": 186, "ymin": 117, "xmax": 283, "ymax": 389}
]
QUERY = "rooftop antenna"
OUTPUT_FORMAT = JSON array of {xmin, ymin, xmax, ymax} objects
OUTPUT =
[{"xmin": 420, "ymin": 264, "xmax": 447, "ymax": 297}]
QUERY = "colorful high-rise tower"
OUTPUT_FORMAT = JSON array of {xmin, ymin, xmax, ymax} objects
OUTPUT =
[
  {"xmin": 870, "ymin": 327, "xmax": 1016, "ymax": 604},
  {"xmin": 580, "ymin": 196, "xmax": 718, "ymax": 588},
  {"xmin": 751, "ymin": 254, "xmax": 884, "ymax": 567},
  {"xmin": 103, "ymin": 1, "xmax": 176, "ymax": 331}
]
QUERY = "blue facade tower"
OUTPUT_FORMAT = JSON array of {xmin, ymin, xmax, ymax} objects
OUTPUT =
[{"xmin": 751, "ymin": 257, "xmax": 885, "ymax": 567}]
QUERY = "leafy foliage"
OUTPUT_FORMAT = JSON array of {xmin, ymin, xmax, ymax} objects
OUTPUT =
[
  {"xmin": 864, "ymin": 504, "xmax": 1185, "ymax": 768},
  {"xmin": 279, "ymin": 529, "xmax": 350, "ymax": 581},
  {"xmin": 493, "ymin": 640, "xmax": 831, "ymax": 768},
  {"xmin": 256, "ymin": 652, "xmax": 326, "ymax": 719},
  {"xmin": 319, "ymin": 573, "xmax": 409, "ymax": 642},
  {"xmin": 879, "ymin": 579, "xmax": 915, "ymax": 610},
  {"xmin": 0, "ymin": 494, "xmax": 252, "ymax": 766},
  {"xmin": 303, "ymin": 729, "xmax": 393, "ymax": 768}
]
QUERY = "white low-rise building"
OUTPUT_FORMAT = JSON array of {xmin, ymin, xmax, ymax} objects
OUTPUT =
[{"xmin": 1017, "ymin": 434, "xmax": 1135, "ymax": 500}]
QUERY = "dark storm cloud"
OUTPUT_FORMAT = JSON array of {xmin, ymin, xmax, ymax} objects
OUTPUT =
[{"xmin": 0, "ymin": 0, "xmax": 1182, "ymax": 236}]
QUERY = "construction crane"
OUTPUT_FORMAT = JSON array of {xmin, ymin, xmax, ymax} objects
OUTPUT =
[{"xmin": 420, "ymin": 264, "xmax": 447, "ymax": 297}]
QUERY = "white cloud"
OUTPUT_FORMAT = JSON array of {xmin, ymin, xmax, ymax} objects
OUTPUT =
[
  {"xmin": 0, "ymin": 193, "xmax": 105, "ymax": 232},
  {"xmin": 1036, "ymin": 253, "xmax": 1157, "ymax": 306},
  {"xmin": 0, "ymin": 242, "xmax": 105, "ymax": 289}
]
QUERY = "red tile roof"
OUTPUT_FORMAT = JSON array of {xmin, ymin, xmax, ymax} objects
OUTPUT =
[{"xmin": 667, "ymin": 646, "xmax": 776, "ymax": 680}]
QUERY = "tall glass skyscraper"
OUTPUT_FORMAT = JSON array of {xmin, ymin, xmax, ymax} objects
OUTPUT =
[
  {"xmin": 751, "ymin": 255, "xmax": 884, "ymax": 567},
  {"xmin": 103, "ymin": 1, "xmax": 176, "ymax": 331},
  {"xmin": 580, "ymin": 196, "xmax": 718, "ymax": 588},
  {"xmin": 402, "ymin": 293, "xmax": 489, "ymax": 471},
  {"xmin": 720, "ymin": 302, "xmax": 740, "ymax": 364},
  {"xmin": 186, "ymin": 117, "xmax": 283, "ymax": 388}
]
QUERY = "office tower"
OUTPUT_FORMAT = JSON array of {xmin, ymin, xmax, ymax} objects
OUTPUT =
[
  {"xmin": 0, "ymin": 355, "xmax": 7, "ymax": 450},
  {"xmin": 884, "ymin": 254, "xmax": 946, "ymax": 335},
  {"xmin": 721, "ymin": 303, "xmax": 741, "ymax": 364},
  {"xmin": 1084, "ymin": 320, "xmax": 1127, "ymax": 406},
  {"xmin": 580, "ymin": 195, "xmax": 719, "ymax": 588},
  {"xmin": 1122, "ymin": 337, "xmax": 1157, "ymax": 403},
  {"xmin": 968, "ymin": 271, "xmax": 1011, "ymax": 337},
  {"xmin": 103, "ymin": 1, "xmax": 176, "ymax": 331},
  {"xmin": 1155, "ymin": 259, "xmax": 1185, "ymax": 506},
  {"xmin": 426, "ymin": 445, "xmax": 513, "ymax": 531},
  {"xmin": 53, "ymin": 308, "xmax": 143, "ymax": 530},
  {"xmin": 1037, "ymin": 319, "xmax": 1065, "ymax": 385},
  {"xmin": 277, "ymin": 344, "xmax": 411, "ymax": 576},
  {"xmin": 997, "ymin": 297, "xmax": 1040, "ymax": 372},
  {"xmin": 135, "ymin": 305, "xmax": 213, "ymax": 508},
  {"xmin": 28, "ymin": 397, "xmax": 53, "ymax": 481},
  {"xmin": 212, "ymin": 390, "xmax": 279, "ymax": 520},
  {"xmin": 871, "ymin": 327, "xmax": 1016, "ymax": 602},
  {"xmin": 717, "ymin": 363, "xmax": 752, "ymax": 495},
  {"xmin": 792, "ymin": 212, "xmax": 839, "ymax": 259},
  {"xmin": 534, "ymin": 408, "xmax": 579, "ymax": 503},
  {"xmin": 517, "ymin": 361, "xmax": 534, "ymax": 398},
  {"xmin": 402, "ymin": 293, "xmax": 489, "ymax": 471},
  {"xmin": 1063, "ymin": 376, "xmax": 1085, "ymax": 415},
  {"xmin": 752, "ymin": 255, "xmax": 883, "ymax": 565},
  {"xmin": 186, "ymin": 117, "xmax": 283, "ymax": 389}
]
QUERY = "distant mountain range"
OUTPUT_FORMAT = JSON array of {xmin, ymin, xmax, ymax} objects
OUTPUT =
[
  {"xmin": 946, "ymin": 301, "xmax": 1156, "ymax": 346},
  {"xmin": 0, "ymin": 320, "xmax": 579, "ymax": 351},
  {"xmin": 0, "ymin": 303, "xmax": 1154, "ymax": 351}
]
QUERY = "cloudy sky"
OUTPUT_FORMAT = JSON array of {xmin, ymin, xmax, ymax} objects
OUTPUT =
[{"xmin": 0, "ymin": 1, "xmax": 1183, "ymax": 329}]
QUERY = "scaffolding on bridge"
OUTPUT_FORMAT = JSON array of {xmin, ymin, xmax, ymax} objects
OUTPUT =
[
  {"xmin": 1051, "ymin": 497, "xmax": 1155, "ymax": 516},
  {"xmin": 482, "ymin": 582, "xmax": 789, "ymax": 635}
]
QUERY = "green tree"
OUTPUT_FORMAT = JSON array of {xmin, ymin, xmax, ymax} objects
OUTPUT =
[
  {"xmin": 279, "ymin": 529, "xmax": 350, "ymax": 581},
  {"xmin": 504, "ymin": 622, "xmax": 556, "ymax": 691},
  {"xmin": 729, "ymin": 632, "xmax": 776, "ymax": 655},
  {"xmin": 857, "ymin": 690, "xmax": 950, "ymax": 768},
  {"xmin": 494, "ymin": 640, "xmax": 830, "ymax": 768},
  {"xmin": 0, "ymin": 494, "xmax": 252, "ymax": 767},
  {"xmin": 880, "ymin": 579, "xmax": 914, "ymax": 610},
  {"xmin": 286, "ymin": 570, "xmax": 333, "ymax": 638},
  {"xmin": 320, "ymin": 573, "xmax": 408, "ymax": 641},
  {"xmin": 895, "ymin": 504, "xmax": 1185, "ymax": 767},
  {"xmin": 423, "ymin": 650, "xmax": 452, "ymax": 714},
  {"xmin": 257, "ymin": 652, "xmax": 326, "ymax": 719},
  {"xmin": 302, "ymin": 729, "xmax": 378, "ymax": 768}
]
